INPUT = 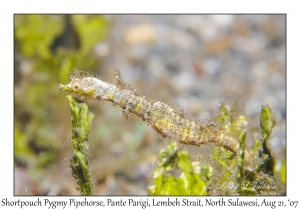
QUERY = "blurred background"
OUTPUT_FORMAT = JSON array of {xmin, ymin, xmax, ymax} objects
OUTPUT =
[{"xmin": 14, "ymin": 15, "xmax": 286, "ymax": 195}]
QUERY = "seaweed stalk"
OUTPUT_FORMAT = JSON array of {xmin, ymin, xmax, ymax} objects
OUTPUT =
[{"xmin": 66, "ymin": 95, "xmax": 94, "ymax": 195}]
